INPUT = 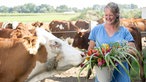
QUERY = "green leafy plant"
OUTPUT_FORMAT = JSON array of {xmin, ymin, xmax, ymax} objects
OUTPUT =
[{"xmin": 78, "ymin": 41, "xmax": 141, "ymax": 82}]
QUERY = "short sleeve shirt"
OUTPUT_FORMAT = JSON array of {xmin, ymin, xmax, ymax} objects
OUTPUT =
[{"xmin": 88, "ymin": 23, "xmax": 134, "ymax": 47}]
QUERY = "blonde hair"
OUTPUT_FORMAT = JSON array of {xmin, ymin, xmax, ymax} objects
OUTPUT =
[{"xmin": 104, "ymin": 2, "xmax": 120, "ymax": 28}]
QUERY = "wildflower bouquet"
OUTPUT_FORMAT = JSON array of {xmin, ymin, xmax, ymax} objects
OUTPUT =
[{"xmin": 78, "ymin": 41, "xmax": 141, "ymax": 82}]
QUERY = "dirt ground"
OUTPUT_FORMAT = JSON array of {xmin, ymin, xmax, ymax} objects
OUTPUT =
[
  {"xmin": 40, "ymin": 67, "xmax": 143, "ymax": 82},
  {"xmin": 41, "ymin": 67, "xmax": 95, "ymax": 82}
]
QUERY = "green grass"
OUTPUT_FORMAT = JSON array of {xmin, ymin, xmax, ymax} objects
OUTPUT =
[{"xmin": 0, "ymin": 13, "xmax": 80, "ymax": 23}]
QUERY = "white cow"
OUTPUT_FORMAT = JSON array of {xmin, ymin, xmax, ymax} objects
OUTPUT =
[
  {"xmin": 27, "ymin": 28, "xmax": 85, "ymax": 82},
  {"xmin": 0, "ymin": 27, "xmax": 84, "ymax": 82}
]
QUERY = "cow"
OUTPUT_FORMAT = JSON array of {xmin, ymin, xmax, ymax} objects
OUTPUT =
[
  {"xmin": 75, "ymin": 20, "xmax": 89, "ymax": 30},
  {"xmin": 0, "ymin": 23, "xmax": 32, "ymax": 39},
  {"xmin": 29, "ymin": 21, "xmax": 51, "ymax": 36},
  {"xmin": 32, "ymin": 21, "xmax": 43, "ymax": 28},
  {"xmin": 0, "ymin": 27, "xmax": 85, "ymax": 82},
  {"xmin": 73, "ymin": 20, "xmax": 98, "ymax": 50},
  {"xmin": 0, "ymin": 21, "xmax": 19, "ymax": 29},
  {"xmin": 120, "ymin": 18, "xmax": 146, "ymax": 32},
  {"xmin": 49, "ymin": 20, "xmax": 79, "ymax": 39},
  {"xmin": 73, "ymin": 20, "xmax": 97, "ymax": 49},
  {"xmin": 27, "ymin": 21, "xmax": 44, "ymax": 36},
  {"xmin": 49, "ymin": 20, "xmax": 80, "ymax": 45},
  {"xmin": 72, "ymin": 29, "xmax": 90, "ymax": 50},
  {"xmin": 0, "ymin": 28, "xmax": 14, "ymax": 38},
  {"xmin": 49, "ymin": 20, "xmax": 70, "ymax": 32},
  {"xmin": 0, "ymin": 22, "xmax": 3, "ymax": 28},
  {"xmin": 30, "ymin": 21, "xmax": 50, "ymax": 32}
]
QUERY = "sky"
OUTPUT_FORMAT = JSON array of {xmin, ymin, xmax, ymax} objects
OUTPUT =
[{"xmin": 0, "ymin": 0, "xmax": 145, "ymax": 9}]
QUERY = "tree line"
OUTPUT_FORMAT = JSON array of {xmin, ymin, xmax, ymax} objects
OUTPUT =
[
  {"xmin": 0, "ymin": 3, "xmax": 139, "ymax": 13},
  {"xmin": 0, "ymin": 3, "xmax": 141, "ymax": 18}
]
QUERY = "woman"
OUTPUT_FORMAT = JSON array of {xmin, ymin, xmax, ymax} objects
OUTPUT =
[{"xmin": 88, "ymin": 2, "xmax": 136, "ymax": 82}]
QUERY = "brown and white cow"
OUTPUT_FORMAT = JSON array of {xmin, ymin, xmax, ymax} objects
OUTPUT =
[
  {"xmin": 0, "ymin": 27, "xmax": 85, "ymax": 82},
  {"xmin": 49, "ymin": 20, "xmax": 80, "ymax": 45},
  {"xmin": 75, "ymin": 20, "xmax": 89, "ymax": 30},
  {"xmin": 0, "ymin": 23, "xmax": 32, "ymax": 39},
  {"xmin": 49, "ymin": 20, "xmax": 79, "ymax": 39},
  {"xmin": 72, "ymin": 20, "xmax": 98, "ymax": 50},
  {"xmin": 27, "ymin": 21, "xmax": 50, "ymax": 31},
  {"xmin": 72, "ymin": 29, "xmax": 90, "ymax": 50},
  {"xmin": 29, "ymin": 21, "xmax": 50, "ymax": 36},
  {"xmin": 0, "ymin": 21, "xmax": 19, "ymax": 29},
  {"xmin": 32, "ymin": 21, "xmax": 43, "ymax": 28}
]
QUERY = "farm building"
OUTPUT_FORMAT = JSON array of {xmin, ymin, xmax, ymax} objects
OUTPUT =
[{"xmin": 142, "ymin": 7, "xmax": 146, "ymax": 19}]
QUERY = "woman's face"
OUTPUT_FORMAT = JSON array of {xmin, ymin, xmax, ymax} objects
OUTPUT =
[{"xmin": 104, "ymin": 8, "xmax": 117, "ymax": 25}]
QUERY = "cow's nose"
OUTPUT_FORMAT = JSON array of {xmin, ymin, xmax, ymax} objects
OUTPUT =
[{"xmin": 80, "ymin": 52, "xmax": 86, "ymax": 57}]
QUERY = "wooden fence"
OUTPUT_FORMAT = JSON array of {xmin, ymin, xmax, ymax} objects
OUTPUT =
[{"xmin": 141, "ymin": 32, "xmax": 146, "ymax": 37}]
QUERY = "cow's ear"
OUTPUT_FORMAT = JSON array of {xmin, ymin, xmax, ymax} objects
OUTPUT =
[
  {"xmin": 40, "ymin": 22, "xmax": 43, "ymax": 26},
  {"xmin": 31, "ymin": 23, "xmax": 35, "ymax": 26},
  {"xmin": 23, "ymin": 36, "xmax": 39, "ymax": 55},
  {"xmin": 78, "ymin": 32, "xmax": 83, "ymax": 37}
]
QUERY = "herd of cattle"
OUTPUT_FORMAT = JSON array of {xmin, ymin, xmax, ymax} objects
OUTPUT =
[{"xmin": 0, "ymin": 18, "xmax": 146, "ymax": 82}]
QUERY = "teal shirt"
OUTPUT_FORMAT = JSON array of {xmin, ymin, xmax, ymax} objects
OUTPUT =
[{"xmin": 88, "ymin": 23, "xmax": 134, "ymax": 47}]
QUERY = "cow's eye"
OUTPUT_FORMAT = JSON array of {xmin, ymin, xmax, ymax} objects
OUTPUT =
[{"xmin": 50, "ymin": 40, "xmax": 61, "ymax": 48}]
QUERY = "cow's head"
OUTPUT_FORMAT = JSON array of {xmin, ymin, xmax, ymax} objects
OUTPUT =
[
  {"xmin": 36, "ymin": 28, "xmax": 84, "ymax": 71},
  {"xmin": 73, "ymin": 29, "xmax": 90, "ymax": 50},
  {"xmin": 32, "ymin": 21, "xmax": 43, "ymax": 28},
  {"xmin": 2, "ymin": 21, "xmax": 19, "ymax": 29}
]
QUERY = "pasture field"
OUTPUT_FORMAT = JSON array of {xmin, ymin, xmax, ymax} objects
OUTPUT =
[{"xmin": 0, "ymin": 13, "xmax": 80, "ymax": 23}]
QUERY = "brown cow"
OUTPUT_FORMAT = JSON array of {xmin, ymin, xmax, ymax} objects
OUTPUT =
[
  {"xmin": 32, "ymin": 21, "xmax": 43, "ymax": 28},
  {"xmin": 0, "ymin": 28, "xmax": 14, "ymax": 38},
  {"xmin": 30, "ymin": 21, "xmax": 51, "ymax": 36},
  {"xmin": 75, "ymin": 20, "xmax": 89, "ymax": 30},
  {"xmin": 0, "ymin": 22, "xmax": 3, "ymax": 28},
  {"xmin": 27, "ymin": 21, "xmax": 44, "ymax": 36},
  {"xmin": 72, "ymin": 29, "xmax": 90, "ymax": 50},
  {"xmin": 0, "ymin": 37, "xmax": 42, "ymax": 82},
  {"xmin": 0, "ymin": 28, "xmax": 84, "ymax": 82},
  {"xmin": 30, "ymin": 21, "xmax": 50, "ymax": 32},
  {"xmin": 49, "ymin": 20, "xmax": 70, "ymax": 32},
  {"xmin": 49, "ymin": 20, "xmax": 80, "ymax": 45},
  {"xmin": 49, "ymin": 20, "xmax": 79, "ymax": 38},
  {"xmin": 0, "ymin": 23, "xmax": 32, "ymax": 39},
  {"xmin": 120, "ymin": 18, "xmax": 146, "ymax": 32},
  {"xmin": 0, "ymin": 21, "xmax": 19, "ymax": 29},
  {"xmin": 72, "ymin": 20, "xmax": 98, "ymax": 50}
]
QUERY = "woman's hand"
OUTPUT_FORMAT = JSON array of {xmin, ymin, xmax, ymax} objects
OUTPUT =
[
  {"xmin": 88, "ymin": 40, "xmax": 95, "ymax": 50},
  {"xmin": 127, "ymin": 42, "xmax": 137, "ymax": 56}
]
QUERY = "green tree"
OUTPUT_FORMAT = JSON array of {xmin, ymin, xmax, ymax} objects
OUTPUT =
[
  {"xmin": 21, "ymin": 3, "xmax": 36, "ymax": 13},
  {"xmin": 56, "ymin": 5, "xmax": 69, "ymax": 12},
  {"xmin": 38, "ymin": 4, "xmax": 55, "ymax": 13},
  {"xmin": 0, "ymin": 6, "xmax": 9, "ymax": 13}
]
